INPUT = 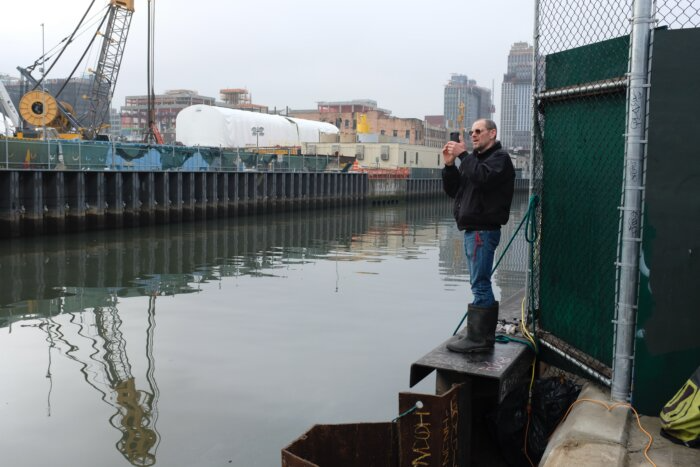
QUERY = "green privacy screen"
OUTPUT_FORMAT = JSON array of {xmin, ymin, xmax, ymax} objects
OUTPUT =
[
  {"xmin": 634, "ymin": 27, "xmax": 700, "ymax": 414},
  {"xmin": 539, "ymin": 35, "xmax": 629, "ymax": 367}
]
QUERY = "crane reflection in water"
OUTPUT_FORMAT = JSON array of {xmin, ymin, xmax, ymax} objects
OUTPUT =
[{"xmin": 39, "ymin": 290, "xmax": 161, "ymax": 466}]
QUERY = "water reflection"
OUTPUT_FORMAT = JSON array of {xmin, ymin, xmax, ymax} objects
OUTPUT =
[
  {"xmin": 0, "ymin": 196, "xmax": 528, "ymax": 466},
  {"xmin": 0, "ymin": 200, "xmax": 465, "ymax": 323},
  {"xmin": 34, "ymin": 295, "xmax": 160, "ymax": 466}
]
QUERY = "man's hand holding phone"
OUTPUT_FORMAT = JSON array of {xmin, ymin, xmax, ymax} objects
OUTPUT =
[{"xmin": 442, "ymin": 131, "xmax": 466, "ymax": 166}]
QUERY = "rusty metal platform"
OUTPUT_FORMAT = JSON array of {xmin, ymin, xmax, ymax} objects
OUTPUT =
[
  {"xmin": 282, "ymin": 385, "xmax": 467, "ymax": 467},
  {"xmin": 410, "ymin": 332, "xmax": 534, "ymax": 403}
]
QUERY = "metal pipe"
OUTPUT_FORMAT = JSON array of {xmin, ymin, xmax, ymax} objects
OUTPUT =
[
  {"xmin": 526, "ymin": 0, "xmax": 542, "ymax": 317},
  {"xmin": 535, "ymin": 77, "xmax": 627, "ymax": 101},
  {"xmin": 529, "ymin": 0, "xmax": 540, "ymax": 200},
  {"xmin": 612, "ymin": 0, "xmax": 654, "ymax": 403},
  {"xmin": 539, "ymin": 337, "xmax": 612, "ymax": 387}
]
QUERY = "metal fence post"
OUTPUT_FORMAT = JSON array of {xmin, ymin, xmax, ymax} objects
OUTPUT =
[
  {"xmin": 525, "ymin": 0, "xmax": 542, "ymax": 319},
  {"xmin": 612, "ymin": 0, "xmax": 654, "ymax": 403}
]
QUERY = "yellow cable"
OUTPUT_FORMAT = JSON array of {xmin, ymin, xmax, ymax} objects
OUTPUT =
[
  {"xmin": 517, "ymin": 297, "xmax": 655, "ymax": 466},
  {"xmin": 515, "ymin": 294, "xmax": 542, "ymax": 467},
  {"xmin": 518, "ymin": 294, "xmax": 538, "ymax": 467},
  {"xmin": 523, "ymin": 358, "xmax": 537, "ymax": 467},
  {"xmin": 520, "ymin": 295, "xmax": 536, "ymax": 346}
]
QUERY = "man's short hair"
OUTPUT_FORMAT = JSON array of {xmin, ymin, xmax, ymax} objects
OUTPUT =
[{"xmin": 481, "ymin": 119, "xmax": 497, "ymax": 131}]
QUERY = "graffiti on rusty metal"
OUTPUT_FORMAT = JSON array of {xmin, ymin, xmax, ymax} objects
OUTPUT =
[
  {"xmin": 399, "ymin": 384, "xmax": 463, "ymax": 467},
  {"xmin": 411, "ymin": 409, "xmax": 433, "ymax": 466},
  {"xmin": 445, "ymin": 394, "xmax": 459, "ymax": 466}
]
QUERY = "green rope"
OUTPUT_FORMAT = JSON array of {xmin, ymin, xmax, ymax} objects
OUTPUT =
[
  {"xmin": 525, "ymin": 195, "xmax": 539, "ymax": 338},
  {"xmin": 495, "ymin": 334, "xmax": 538, "ymax": 354},
  {"xmin": 452, "ymin": 195, "xmax": 540, "ymax": 336},
  {"xmin": 491, "ymin": 198, "xmax": 534, "ymax": 275},
  {"xmin": 392, "ymin": 401, "xmax": 423, "ymax": 423},
  {"xmin": 452, "ymin": 312, "xmax": 469, "ymax": 337}
]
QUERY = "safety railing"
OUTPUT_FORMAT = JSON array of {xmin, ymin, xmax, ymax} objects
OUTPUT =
[{"xmin": 0, "ymin": 137, "xmax": 355, "ymax": 173}]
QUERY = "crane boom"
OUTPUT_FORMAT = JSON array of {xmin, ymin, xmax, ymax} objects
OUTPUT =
[
  {"xmin": 0, "ymin": 80, "xmax": 20, "ymax": 130},
  {"xmin": 15, "ymin": 1, "xmax": 135, "ymax": 139},
  {"xmin": 84, "ymin": 0, "xmax": 135, "ymax": 138}
]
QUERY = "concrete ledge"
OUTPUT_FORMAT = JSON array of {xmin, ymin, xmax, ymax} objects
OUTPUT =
[
  {"xmin": 540, "ymin": 383, "xmax": 630, "ymax": 467},
  {"xmin": 542, "ymin": 441, "xmax": 627, "ymax": 467}
]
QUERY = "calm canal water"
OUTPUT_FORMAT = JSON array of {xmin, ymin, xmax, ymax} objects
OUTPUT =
[{"xmin": 0, "ymin": 194, "xmax": 529, "ymax": 467}]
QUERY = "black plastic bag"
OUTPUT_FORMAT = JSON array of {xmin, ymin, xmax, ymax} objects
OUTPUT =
[{"xmin": 487, "ymin": 377, "xmax": 581, "ymax": 466}]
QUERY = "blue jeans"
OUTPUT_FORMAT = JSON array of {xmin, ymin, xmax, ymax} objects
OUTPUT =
[{"xmin": 463, "ymin": 229, "xmax": 501, "ymax": 307}]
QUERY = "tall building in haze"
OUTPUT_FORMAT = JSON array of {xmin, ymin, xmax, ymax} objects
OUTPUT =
[
  {"xmin": 500, "ymin": 42, "xmax": 533, "ymax": 151},
  {"xmin": 443, "ymin": 74, "xmax": 493, "ymax": 132}
]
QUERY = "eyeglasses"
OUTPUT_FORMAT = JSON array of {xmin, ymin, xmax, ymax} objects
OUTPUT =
[{"xmin": 468, "ymin": 128, "xmax": 491, "ymax": 136}]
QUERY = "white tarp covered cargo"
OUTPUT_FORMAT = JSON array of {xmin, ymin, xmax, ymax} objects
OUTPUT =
[{"xmin": 176, "ymin": 105, "xmax": 339, "ymax": 148}]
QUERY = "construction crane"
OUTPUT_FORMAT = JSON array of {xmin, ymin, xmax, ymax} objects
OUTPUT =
[
  {"xmin": 143, "ymin": 0, "xmax": 163, "ymax": 144},
  {"xmin": 16, "ymin": 0, "xmax": 135, "ymax": 139},
  {"xmin": 0, "ymin": 80, "xmax": 21, "ymax": 135}
]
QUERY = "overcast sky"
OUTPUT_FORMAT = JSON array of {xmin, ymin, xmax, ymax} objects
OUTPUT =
[{"xmin": 1, "ymin": 0, "xmax": 534, "ymax": 122}]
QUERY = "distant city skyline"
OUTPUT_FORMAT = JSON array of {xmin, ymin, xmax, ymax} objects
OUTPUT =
[
  {"xmin": 443, "ymin": 73, "xmax": 493, "ymax": 132},
  {"xmin": 500, "ymin": 42, "xmax": 534, "ymax": 150},
  {"xmin": 1, "ymin": 0, "xmax": 535, "ymax": 123}
]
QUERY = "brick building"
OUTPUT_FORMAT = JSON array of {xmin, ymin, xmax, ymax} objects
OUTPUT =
[
  {"xmin": 290, "ymin": 99, "xmax": 430, "ymax": 145},
  {"xmin": 119, "ymin": 89, "xmax": 216, "ymax": 143}
]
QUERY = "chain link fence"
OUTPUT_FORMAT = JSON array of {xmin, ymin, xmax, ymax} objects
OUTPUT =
[
  {"xmin": 493, "ymin": 190, "xmax": 532, "ymax": 310},
  {"xmin": 531, "ymin": 0, "xmax": 700, "ymax": 377},
  {"xmin": 656, "ymin": 0, "xmax": 700, "ymax": 28}
]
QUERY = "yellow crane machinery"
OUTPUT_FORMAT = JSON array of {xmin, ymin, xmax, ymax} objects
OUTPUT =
[
  {"xmin": 16, "ymin": 91, "xmax": 80, "ymax": 139},
  {"xmin": 17, "ymin": 1, "xmax": 135, "ymax": 139}
]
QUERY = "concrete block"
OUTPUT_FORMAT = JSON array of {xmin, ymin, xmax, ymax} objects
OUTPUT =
[
  {"xmin": 540, "ymin": 383, "xmax": 630, "ymax": 467},
  {"xmin": 543, "ymin": 441, "xmax": 627, "ymax": 467}
]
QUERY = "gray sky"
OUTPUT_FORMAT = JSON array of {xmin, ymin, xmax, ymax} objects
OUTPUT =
[{"xmin": 1, "ymin": 0, "xmax": 534, "ymax": 121}]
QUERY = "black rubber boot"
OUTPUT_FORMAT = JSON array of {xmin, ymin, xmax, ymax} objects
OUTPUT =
[{"xmin": 446, "ymin": 302, "xmax": 499, "ymax": 353}]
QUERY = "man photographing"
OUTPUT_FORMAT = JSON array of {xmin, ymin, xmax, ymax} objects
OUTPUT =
[{"xmin": 441, "ymin": 119, "xmax": 515, "ymax": 353}]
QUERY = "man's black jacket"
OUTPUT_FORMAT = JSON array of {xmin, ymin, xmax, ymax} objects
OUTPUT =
[{"xmin": 442, "ymin": 141, "xmax": 515, "ymax": 231}]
